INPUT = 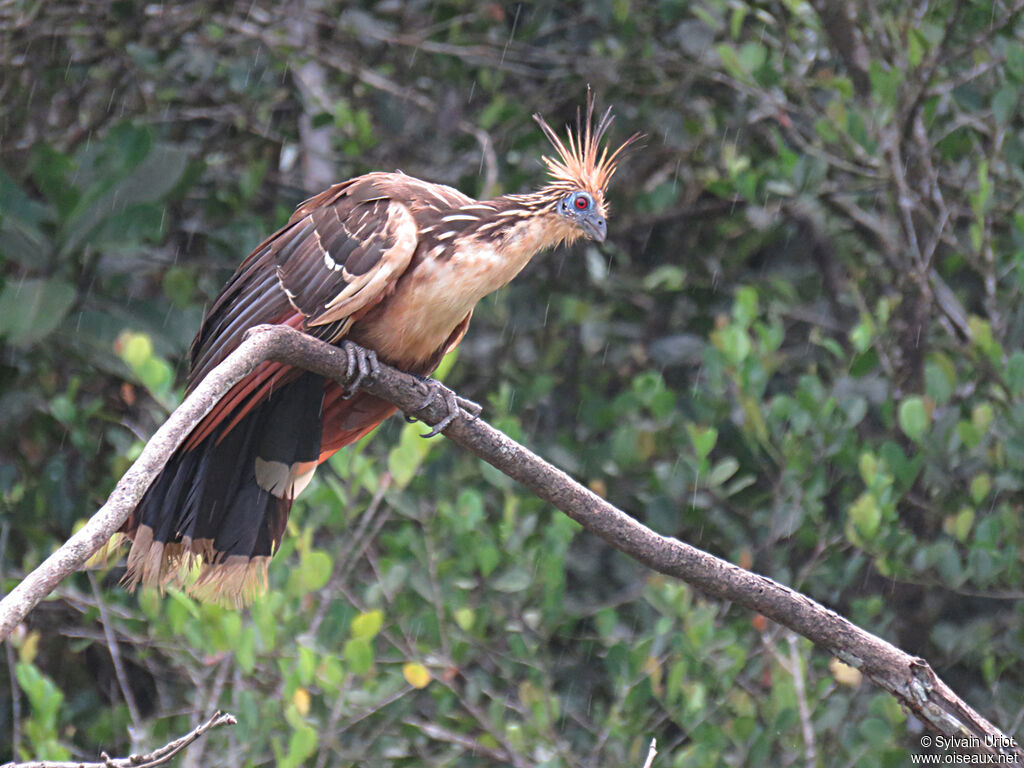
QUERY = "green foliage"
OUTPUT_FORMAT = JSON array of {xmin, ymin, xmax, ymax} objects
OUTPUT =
[
  {"xmin": 3, "ymin": 0, "xmax": 1024, "ymax": 765},
  {"xmin": 0, "ymin": 278, "xmax": 76, "ymax": 347},
  {"xmin": 14, "ymin": 662, "xmax": 69, "ymax": 762}
]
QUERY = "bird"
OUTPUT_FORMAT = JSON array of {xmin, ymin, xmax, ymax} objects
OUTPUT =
[{"xmin": 119, "ymin": 95, "xmax": 638, "ymax": 605}]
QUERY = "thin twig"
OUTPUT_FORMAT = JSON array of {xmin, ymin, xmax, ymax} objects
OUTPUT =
[
  {"xmin": 0, "ymin": 711, "xmax": 236, "ymax": 768},
  {"xmin": 641, "ymin": 738, "xmax": 658, "ymax": 768},
  {"xmin": 404, "ymin": 718, "xmax": 512, "ymax": 763},
  {"xmin": 437, "ymin": 677, "xmax": 531, "ymax": 768},
  {"xmin": 87, "ymin": 572, "xmax": 144, "ymax": 745},
  {"xmin": 422, "ymin": 527, "xmax": 452, "ymax": 660},
  {"xmin": 0, "ymin": 522, "xmax": 21, "ymax": 761},
  {"xmin": 184, "ymin": 655, "xmax": 232, "ymax": 768},
  {"xmin": 4, "ymin": 639, "xmax": 19, "ymax": 761},
  {"xmin": 336, "ymin": 473, "xmax": 394, "ymax": 585},
  {"xmin": 785, "ymin": 634, "xmax": 818, "ymax": 768},
  {"xmin": 307, "ymin": 471, "xmax": 392, "ymax": 641}
]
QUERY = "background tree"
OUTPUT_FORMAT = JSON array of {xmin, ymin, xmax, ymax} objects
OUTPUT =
[{"xmin": 1, "ymin": 0, "xmax": 1022, "ymax": 766}]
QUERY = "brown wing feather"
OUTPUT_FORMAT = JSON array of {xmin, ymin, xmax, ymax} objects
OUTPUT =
[{"xmin": 187, "ymin": 174, "xmax": 419, "ymax": 390}]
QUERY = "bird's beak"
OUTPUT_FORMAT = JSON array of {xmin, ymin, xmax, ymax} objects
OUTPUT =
[{"xmin": 580, "ymin": 214, "xmax": 607, "ymax": 242}]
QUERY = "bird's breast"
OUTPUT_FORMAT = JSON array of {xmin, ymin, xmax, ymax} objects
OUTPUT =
[{"xmin": 347, "ymin": 238, "xmax": 525, "ymax": 370}]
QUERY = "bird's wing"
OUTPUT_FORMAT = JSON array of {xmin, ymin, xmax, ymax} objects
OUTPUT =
[
  {"xmin": 180, "ymin": 175, "xmax": 420, "ymax": 451},
  {"xmin": 187, "ymin": 174, "xmax": 419, "ymax": 390}
]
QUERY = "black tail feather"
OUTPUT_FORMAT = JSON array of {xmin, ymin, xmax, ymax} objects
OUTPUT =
[{"xmin": 123, "ymin": 372, "xmax": 326, "ymax": 605}]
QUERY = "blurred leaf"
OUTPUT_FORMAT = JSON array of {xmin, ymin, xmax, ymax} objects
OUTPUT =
[
  {"xmin": 476, "ymin": 543, "xmax": 500, "ymax": 576},
  {"xmin": 688, "ymin": 425, "xmax": 718, "ymax": 459},
  {"xmin": 119, "ymin": 331, "xmax": 153, "ymax": 369},
  {"xmin": 943, "ymin": 508, "xmax": 974, "ymax": 542},
  {"xmin": 969, "ymin": 474, "xmax": 991, "ymax": 505},
  {"xmin": 0, "ymin": 278, "xmax": 76, "ymax": 346},
  {"xmin": 292, "ymin": 687, "xmax": 311, "ymax": 716},
  {"xmin": 897, "ymin": 397, "xmax": 930, "ymax": 442},
  {"xmin": 402, "ymin": 662, "xmax": 431, "ymax": 689},
  {"xmin": 61, "ymin": 138, "xmax": 187, "ymax": 256},
  {"xmin": 17, "ymin": 631, "xmax": 40, "ymax": 665},
  {"xmin": 848, "ymin": 494, "xmax": 882, "ymax": 540},
  {"xmin": 708, "ymin": 457, "xmax": 740, "ymax": 487},
  {"xmin": 869, "ymin": 61, "xmax": 899, "ymax": 110},
  {"xmin": 715, "ymin": 325, "xmax": 751, "ymax": 365},
  {"xmin": 0, "ymin": 170, "xmax": 54, "ymax": 267},
  {"xmin": 163, "ymin": 266, "xmax": 197, "ymax": 308},
  {"xmin": 1007, "ymin": 351, "xmax": 1024, "ymax": 395},
  {"xmin": 642, "ymin": 265, "xmax": 686, "ymax": 291},
  {"xmin": 829, "ymin": 658, "xmax": 863, "ymax": 688},
  {"xmin": 289, "ymin": 550, "xmax": 332, "ymax": 595},
  {"xmin": 350, "ymin": 610, "xmax": 383, "ymax": 640},
  {"xmin": 285, "ymin": 724, "xmax": 317, "ymax": 767},
  {"xmin": 737, "ymin": 42, "xmax": 766, "ymax": 76},
  {"xmin": 28, "ymin": 144, "xmax": 79, "ymax": 219},
  {"xmin": 343, "ymin": 637, "xmax": 373, "ymax": 675},
  {"xmin": 1007, "ymin": 42, "xmax": 1024, "ymax": 81},
  {"xmin": 454, "ymin": 607, "xmax": 475, "ymax": 631},
  {"xmin": 491, "ymin": 568, "xmax": 532, "ymax": 593},
  {"xmin": 925, "ymin": 359, "xmax": 954, "ymax": 405},
  {"xmin": 992, "ymin": 85, "xmax": 1019, "ymax": 124},
  {"xmin": 388, "ymin": 420, "xmax": 434, "ymax": 489}
]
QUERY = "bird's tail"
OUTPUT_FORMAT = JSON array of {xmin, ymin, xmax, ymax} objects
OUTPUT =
[{"xmin": 120, "ymin": 372, "xmax": 326, "ymax": 606}]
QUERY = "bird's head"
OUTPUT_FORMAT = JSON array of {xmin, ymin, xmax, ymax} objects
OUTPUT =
[{"xmin": 533, "ymin": 92, "xmax": 641, "ymax": 244}]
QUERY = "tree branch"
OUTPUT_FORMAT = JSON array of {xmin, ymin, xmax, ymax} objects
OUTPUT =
[
  {"xmin": 809, "ymin": 0, "xmax": 872, "ymax": 98},
  {"xmin": 0, "ymin": 711, "xmax": 236, "ymax": 768},
  {"xmin": 0, "ymin": 325, "xmax": 1019, "ymax": 761},
  {"xmin": 641, "ymin": 738, "xmax": 657, "ymax": 768}
]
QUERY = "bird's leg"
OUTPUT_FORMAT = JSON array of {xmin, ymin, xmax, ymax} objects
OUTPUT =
[
  {"xmin": 404, "ymin": 375, "xmax": 482, "ymax": 438},
  {"xmin": 339, "ymin": 341, "xmax": 381, "ymax": 398}
]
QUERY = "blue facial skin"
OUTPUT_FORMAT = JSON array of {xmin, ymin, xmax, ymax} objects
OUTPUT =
[{"xmin": 560, "ymin": 191, "xmax": 607, "ymax": 242}]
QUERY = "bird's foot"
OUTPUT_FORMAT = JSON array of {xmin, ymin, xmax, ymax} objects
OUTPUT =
[
  {"xmin": 404, "ymin": 376, "xmax": 482, "ymax": 438},
  {"xmin": 339, "ymin": 341, "xmax": 381, "ymax": 398}
]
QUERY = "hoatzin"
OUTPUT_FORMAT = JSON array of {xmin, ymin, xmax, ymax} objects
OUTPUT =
[{"xmin": 121, "ymin": 98, "xmax": 637, "ymax": 605}]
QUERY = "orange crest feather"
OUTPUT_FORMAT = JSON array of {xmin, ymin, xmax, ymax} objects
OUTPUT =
[{"xmin": 533, "ymin": 90, "xmax": 640, "ymax": 195}]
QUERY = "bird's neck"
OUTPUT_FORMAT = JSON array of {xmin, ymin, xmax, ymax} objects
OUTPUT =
[
  {"xmin": 416, "ymin": 189, "xmax": 572, "ymax": 315},
  {"xmin": 473, "ymin": 187, "xmax": 581, "ymax": 264}
]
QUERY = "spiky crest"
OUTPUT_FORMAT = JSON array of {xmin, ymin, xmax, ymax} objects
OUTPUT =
[{"xmin": 533, "ymin": 89, "xmax": 640, "ymax": 197}]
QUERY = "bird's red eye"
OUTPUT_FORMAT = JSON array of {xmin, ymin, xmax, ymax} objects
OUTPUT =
[{"xmin": 575, "ymin": 196, "xmax": 589, "ymax": 210}]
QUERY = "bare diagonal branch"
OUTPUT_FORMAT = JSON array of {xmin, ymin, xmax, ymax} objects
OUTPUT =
[{"xmin": 0, "ymin": 325, "xmax": 1019, "ymax": 762}]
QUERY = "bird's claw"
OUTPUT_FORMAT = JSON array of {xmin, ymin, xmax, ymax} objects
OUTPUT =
[
  {"xmin": 407, "ymin": 378, "xmax": 482, "ymax": 438},
  {"xmin": 339, "ymin": 341, "xmax": 380, "ymax": 398}
]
